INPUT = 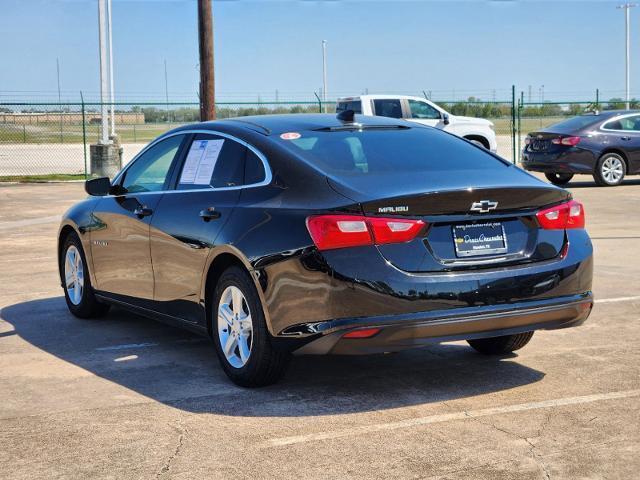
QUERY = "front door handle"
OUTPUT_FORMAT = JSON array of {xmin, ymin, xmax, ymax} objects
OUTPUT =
[
  {"xmin": 133, "ymin": 206, "xmax": 153, "ymax": 218},
  {"xmin": 621, "ymin": 136, "xmax": 631, "ymax": 141},
  {"xmin": 199, "ymin": 207, "xmax": 221, "ymax": 221}
]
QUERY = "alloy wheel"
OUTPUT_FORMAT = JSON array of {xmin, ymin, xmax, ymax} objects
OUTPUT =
[
  {"xmin": 64, "ymin": 245, "xmax": 84, "ymax": 305},
  {"xmin": 217, "ymin": 285, "xmax": 253, "ymax": 368},
  {"xmin": 601, "ymin": 156, "xmax": 624, "ymax": 184}
]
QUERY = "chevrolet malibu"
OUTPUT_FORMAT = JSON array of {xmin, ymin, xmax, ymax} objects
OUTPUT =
[{"xmin": 58, "ymin": 112, "xmax": 594, "ymax": 387}]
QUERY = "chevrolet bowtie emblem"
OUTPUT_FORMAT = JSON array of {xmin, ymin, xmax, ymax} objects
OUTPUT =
[{"xmin": 470, "ymin": 200, "xmax": 498, "ymax": 213}]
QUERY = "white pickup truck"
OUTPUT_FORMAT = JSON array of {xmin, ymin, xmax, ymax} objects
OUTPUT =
[{"xmin": 336, "ymin": 95, "xmax": 497, "ymax": 152}]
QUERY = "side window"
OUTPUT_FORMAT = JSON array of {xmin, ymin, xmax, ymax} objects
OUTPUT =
[
  {"xmin": 244, "ymin": 149, "xmax": 266, "ymax": 185},
  {"xmin": 604, "ymin": 116, "xmax": 640, "ymax": 131},
  {"xmin": 121, "ymin": 134, "xmax": 184, "ymax": 193},
  {"xmin": 336, "ymin": 101, "xmax": 362, "ymax": 114},
  {"xmin": 177, "ymin": 134, "xmax": 245, "ymax": 190},
  {"xmin": 628, "ymin": 115, "xmax": 640, "ymax": 131},
  {"xmin": 604, "ymin": 120, "xmax": 623, "ymax": 131},
  {"xmin": 408, "ymin": 100, "xmax": 441, "ymax": 120},
  {"xmin": 372, "ymin": 99, "xmax": 403, "ymax": 119}
]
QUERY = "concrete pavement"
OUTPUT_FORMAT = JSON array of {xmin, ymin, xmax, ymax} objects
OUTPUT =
[{"xmin": 0, "ymin": 176, "xmax": 638, "ymax": 479}]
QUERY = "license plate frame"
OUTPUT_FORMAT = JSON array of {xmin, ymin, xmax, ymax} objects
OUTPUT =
[{"xmin": 452, "ymin": 222, "xmax": 508, "ymax": 258}]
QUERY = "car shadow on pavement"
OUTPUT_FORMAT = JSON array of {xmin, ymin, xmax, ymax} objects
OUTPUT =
[
  {"xmin": 1, "ymin": 296, "xmax": 545, "ymax": 417},
  {"xmin": 566, "ymin": 178, "xmax": 640, "ymax": 188}
]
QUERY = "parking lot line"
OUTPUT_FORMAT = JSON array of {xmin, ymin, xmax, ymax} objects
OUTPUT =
[
  {"xmin": 0, "ymin": 215, "xmax": 61, "ymax": 231},
  {"xmin": 596, "ymin": 295, "xmax": 640, "ymax": 304},
  {"xmin": 263, "ymin": 389, "xmax": 640, "ymax": 447}
]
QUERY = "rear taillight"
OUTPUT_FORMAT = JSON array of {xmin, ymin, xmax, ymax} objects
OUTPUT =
[
  {"xmin": 551, "ymin": 136, "xmax": 581, "ymax": 146},
  {"xmin": 524, "ymin": 136, "xmax": 531, "ymax": 145},
  {"xmin": 536, "ymin": 200, "xmax": 585, "ymax": 230},
  {"xmin": 306, "ymin": 215, "xmax": 425, "ymax": 251}
]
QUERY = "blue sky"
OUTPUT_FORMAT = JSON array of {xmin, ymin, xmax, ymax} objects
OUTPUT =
[{"xmin": 1, "ymin": 0, "xmax": 637, "ymax": 102}]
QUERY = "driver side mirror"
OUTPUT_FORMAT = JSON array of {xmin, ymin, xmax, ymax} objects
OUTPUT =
[
  {"xmin": 85, "ymin": 177, "xmax": 112, "ymax": 196},
  {"xmin": 442, "ymin": 113, "xmax": 450, "ymax": 125}
]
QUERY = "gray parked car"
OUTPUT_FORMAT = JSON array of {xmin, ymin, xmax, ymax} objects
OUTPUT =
[{"xmin": 522, "ymin": 110, "xmax": 640, "ymax": 186}]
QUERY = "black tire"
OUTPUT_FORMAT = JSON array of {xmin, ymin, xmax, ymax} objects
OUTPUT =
[
  {"xmin": 593, "ymin": 153, "xmax": 626, "ymax": 186},
  {"xmin": 467, "ymin": 331, "xmax": 534, "ymax": 355},
  {"xmin": 211, "ymin": 266, "xmax": 290, "ymax": 387},
  {"xmin": 466, "ymin": 137, "xmax": 489, "ymax": 149},
  {"xmin": 544, "ymin": 172, "xmax": 574, "ymax": 186},
  {"xmin": 60, "ymin": 232, "xmax": 110, "ymax": 318}
]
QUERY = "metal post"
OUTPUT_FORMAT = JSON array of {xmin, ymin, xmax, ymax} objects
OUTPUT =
[
  {"xmin": 322, "ymin": 40, "xmax": 328, "ymax": 113},
  {"xmin": 518, "ymin": 91, "xmax": 524, "ymax": 163},
  {"xmin": 618, "ymin": 4, "xmax": 636, "ymax": 109},
  {"xmin": 57, "ymin": 58, "xmax": 63, "ymax": 143},
  {"xmin": 81, "ymin": 92, "xmax": 88, "ymax": 178},
  {"xmin": 198, "ymin": 0, "xmax": 216, "ymax": 120},
  {"xmin": 511, "ymin": 85, "xmax": 516, "ymax": 164},
  {"xmin": 164, "ymin": 59, "xmax": 170, "ymax": 126},
  {"xmin": 98, "ymin": 0, "xmax": 109, "ymax": 144},
  {"xmin": 596, "ymin": 88, "xmax": 600, "ymax": 107},
  {"xmin": 314, "ymin": 92, "xmax": 322, "ymax": 113},
  {"xmin": 107, "ymin": 0, "xmax": 115, "ymax": 137}
]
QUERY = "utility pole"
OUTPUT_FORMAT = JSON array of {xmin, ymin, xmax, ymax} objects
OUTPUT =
[
  {"xmin": 164, "ymin": 59, "xmax": 170, "ymax": 125},
  {"xmin": 198, "ymin": 0, "xmax": 216, "ymax": 120},
  {"xmin": 97, "ymin": 0, "xmax": 109, "ymax": 144},
  {"xmin": 322, "ymin": 40, "xmax": 328, "ymax": 113},
  {"xmin": 618, "ymin": 3, "xmax": 636, "ymax": 109},
  {"xmin": 107, "ymin": 0, "xmax": 115, "ymax": 137},
  {"xmin": 56, "ymin": 58, "xmax": 63, "ymax": 142}
]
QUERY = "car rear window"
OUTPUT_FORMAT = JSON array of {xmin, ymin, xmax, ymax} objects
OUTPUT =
[
  {"xmin": 276, "ymin": 127, "xmax": 507, "ymax": 176},
  {"xmin": 547, "ymin": 115, "xmax": 604, "ymax": 132}
]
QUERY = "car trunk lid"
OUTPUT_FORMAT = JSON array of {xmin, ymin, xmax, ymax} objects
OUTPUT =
[{"xmin": 327, "ymin": 171, "xmax": 570, "ymax": 272}]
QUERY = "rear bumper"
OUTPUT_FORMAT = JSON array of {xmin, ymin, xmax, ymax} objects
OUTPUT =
[
  {"xmin": 521, "ymin": 149, "xmax": 596, "ymax": 174},
  {"xmin": 292, "ymin": 292, "xmax": 593, "ymax": 355}
]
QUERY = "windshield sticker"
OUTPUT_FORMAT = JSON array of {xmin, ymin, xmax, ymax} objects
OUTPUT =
[{"xmin": 280, "ymin": 132, "xmax": 301, "ymax": 140}]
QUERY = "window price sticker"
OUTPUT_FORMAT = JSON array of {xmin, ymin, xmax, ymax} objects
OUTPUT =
[{"xmin": 180, "ymin": 139, "xmax": 225, "ymax": 185}]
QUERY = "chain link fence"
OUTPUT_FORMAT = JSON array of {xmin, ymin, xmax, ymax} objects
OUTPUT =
[
  {"xmin": 3, "ymin": 94, "xmax": 613, "ymax": 180},
  {"xmin": 0, "ymin": 101, "xmax": 336, "ymax": 179}
]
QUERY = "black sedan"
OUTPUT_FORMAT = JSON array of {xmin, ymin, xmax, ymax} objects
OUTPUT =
[
  {"xmin": 522, "ymin": 110, "xmax": 640, "ymax": 186},
  {"xmin": 58, "ymin": 113, "xmax": 594, "ymax": 387}
]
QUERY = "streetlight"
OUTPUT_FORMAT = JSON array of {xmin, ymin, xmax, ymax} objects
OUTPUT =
[
  {"xmin": 107, "ymin": 0, "xmax": 115, "ymax": 138},
  {"xmin": 97, "ymin": 0, "xmax": 109, "ymax": 145},
  {"xmin": 322, "ymin": 40, "xmax": 328, "ymax": 113},
  {"xmin": 617, "ymin": 3, "xmax": 636, "ymax": 110}
]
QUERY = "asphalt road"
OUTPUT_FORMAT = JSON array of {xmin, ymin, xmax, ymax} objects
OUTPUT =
[{"xmin": 0, "ymin": 175, "xmax": 639, "ymax": 479}]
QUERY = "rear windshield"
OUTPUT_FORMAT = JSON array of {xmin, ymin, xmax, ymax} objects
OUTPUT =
[
  {"xmin": 547, "ymin": 114, "xmax": 603, "ymax": 132},
  {"xmin": 276, "ymin": 127, "xmax": 507, "ymax": 176}
]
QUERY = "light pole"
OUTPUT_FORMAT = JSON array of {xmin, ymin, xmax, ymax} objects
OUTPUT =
[
  {"xmin": 618, "ymin": 3, "xmax": 636, "ymax": 109},
  {"xmin": 107, "ymin": 0, "xmax": 115, "ymax": 137},
  {"xmin": 97, "ymin": 0, "xmax": 109, "ymax": 145},
  {"xmin": 322, "ymin": 40, "xmax": 328, "ymax": 113},
  {"xmin": 164, "ymin": 59, "xmax": 170, "ymax": 126}
]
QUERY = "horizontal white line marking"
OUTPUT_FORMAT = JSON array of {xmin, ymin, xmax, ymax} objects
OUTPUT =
[
  {"xmin": 114, "ymin": 355, "xmax": 138, "ymax": 362},
  {"xmin": 0, "ymin": 215, "xmax": 60, "ymax": 231},
  {"xmin": 264, "ymin": 389, "xmax": 640, "ymax": 447},
  {"xmin": 596, "ymin": 295, "xmax": 640, "ymax": 304},
  {"xmin": 96, "ymin": 342, "xmax": 158, "ymax": 351},
  {"xmin": 95, "ymin": 338, "xmax": 205, "ymax": 352}
]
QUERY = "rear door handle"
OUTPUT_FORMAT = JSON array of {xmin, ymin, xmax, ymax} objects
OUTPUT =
[
  {"xmin": 199, "ymin": 207, "xmax": 221, "ymax": 221},
  {"xmin": 133, "ymin": 206, "xmax": 153, "ymax": 218},
  {"xmin": 621, "ymin": 136, "xmax": 631, "ymax": 141}
]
